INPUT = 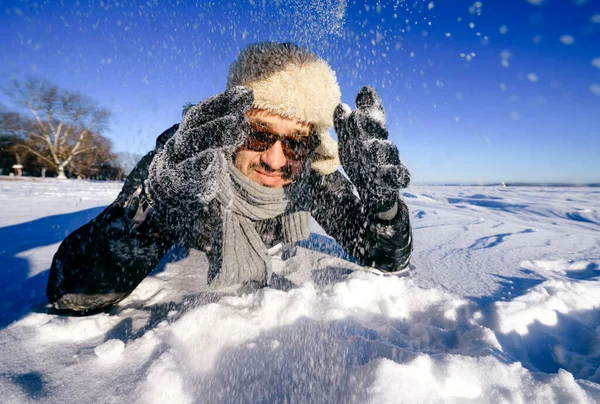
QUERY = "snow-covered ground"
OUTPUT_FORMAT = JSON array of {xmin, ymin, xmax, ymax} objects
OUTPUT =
[{"xmin": 1, "ymin": 178, "xmax": 599, "ymax": 403}]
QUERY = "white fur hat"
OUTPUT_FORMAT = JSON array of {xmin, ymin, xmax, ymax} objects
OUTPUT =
[{"xmin": 227, "ymin": 42, "xmax": 341, "ymax": 175}]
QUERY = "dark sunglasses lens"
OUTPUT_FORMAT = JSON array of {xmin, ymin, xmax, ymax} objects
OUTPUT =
[
  {"xmin": 245, "ymin": 131, "xmax": 277, "ymax": 151},
  {"xmin": 282, "ymin": 138, "xmax": 312, "ymax": 160},
  {"xmin": 244, "ymin": 130, "xmax": 318, "ymax": 161}
]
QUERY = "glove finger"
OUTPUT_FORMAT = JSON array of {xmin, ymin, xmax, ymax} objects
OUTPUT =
[
  {"xmin": 354, "ymin": 111, "xmax": 388, "ymax": 140},
  {"xmin": 363, "ymin": 139, "xmax": 400, "ymax": 166},
  {"xmin": 225, "ymin": 86, "xmax": 255, "ymax": 116},
  {"xmin": 353, "ymin": 86, "xmax": 388, "ymax": 141},
  {"xmin": 175, "ymin": 149, "xmax": 224, "ymax": 205},
  {"xmin": 397, "ymin": 163, "xmax": 411, "ymax": 188},
  {"xmin": 368, "ymin": 164, "xmax": 404, "ymax": 191},
  {"xmin": 173, "ymin": 115, "xmax": 249, "ymax": 158},
  {"xmin": 196, "ymin": 115, "xmax": 251, "ymax": 149},
  {"xmin": 147, "ymin": 157, "xmax": 194, "ymax": 207},
  {"xmin": 176, "ymin": 149, "xmax": 222, "ymax": 181},
  {"xmin": 338, "ymin": 138, "xmax": 362, "ymax": 179},
  {"xmin": 180, "ymin": 86, "xmax": 254, "ymax": 132},
  {"xmin": 377, "ymin": 166, "xmax": 402, "ymax": 191},
  {"xmin": 370, "ymin": 191, "xmax": 398, "ymax": 213},
  {"xmin": 333, "ymin": 103, "xmax": 352, "ymax": 143},
  {"xmin": 356, "ymin": 86, "xmax": 385, "ymax": 119},
  {"xmin": 147, "ymin": 148, "xmax": 224, "ymax": 211},
  {"xmin": 343, "ymin": 110, "xmax": 369, "ymax": 145},
  {"xmin": 360, "ymin": 175, "xmax": 398, "ymax": 213},
  {"xmin": 377, "ymin": 164, "xmax": 411, "ymax": 190}
]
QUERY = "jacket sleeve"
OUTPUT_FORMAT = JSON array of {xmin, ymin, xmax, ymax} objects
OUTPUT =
[
  {"xmin": 300, "ymin": 170, "xmax": 412, "ymax": 272},
  {"xmin": 46, "ymin": 125, "xmax": 179, "ymax": 313}
]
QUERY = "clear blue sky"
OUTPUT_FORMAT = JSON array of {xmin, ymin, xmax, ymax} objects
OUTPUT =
[{"xmin": 1, "ymin": 0, "xmax": 599, "ymax": 183}]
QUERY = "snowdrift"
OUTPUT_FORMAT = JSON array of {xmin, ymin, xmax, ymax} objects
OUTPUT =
[{"xmin": 0, "ymin": 179, "xmax": 599, "ymax": 403}]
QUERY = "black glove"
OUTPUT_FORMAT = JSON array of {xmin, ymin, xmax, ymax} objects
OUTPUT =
[
  {"xmin": 147, "ymin": 86, "xmax": 253, "ymax": 210},
  {"xmin": 334, "ymin": 86, "xmax": 410, "ymax": 215}
]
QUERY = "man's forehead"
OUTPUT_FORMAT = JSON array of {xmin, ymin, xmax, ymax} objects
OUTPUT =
[{"xmin": 246, "ymin": 109, "xmax": 312, "ymax": 135}]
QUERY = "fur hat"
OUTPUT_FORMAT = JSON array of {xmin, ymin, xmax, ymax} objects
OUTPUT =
[{"xmin": 227, "ymin": 42, "xmax": 341, "ymax": 175}]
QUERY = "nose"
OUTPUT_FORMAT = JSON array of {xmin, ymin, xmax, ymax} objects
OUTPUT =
[{"xmin": 260, "ymin": 140, "xmax": 287, "ymax": 171}]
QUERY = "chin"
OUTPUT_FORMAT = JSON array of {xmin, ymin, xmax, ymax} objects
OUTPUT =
[{"xmin": 259, "ymin": 178, "xmax": 287, "ymax": 189}]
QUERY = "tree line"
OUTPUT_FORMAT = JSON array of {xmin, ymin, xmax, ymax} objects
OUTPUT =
[{"xmin": 0, "ymin": 77, "xmax": 141, "ymax": 180}]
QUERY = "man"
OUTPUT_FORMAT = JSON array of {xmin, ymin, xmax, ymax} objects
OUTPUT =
[{"xmin": 46, "ymin": 42, "xmax": 412, "ymax": 313}]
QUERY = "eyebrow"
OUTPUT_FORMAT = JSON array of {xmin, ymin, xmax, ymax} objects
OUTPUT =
[{"xmin": 251, "ymin": 120, "xmax": 272, "ymax": 130}]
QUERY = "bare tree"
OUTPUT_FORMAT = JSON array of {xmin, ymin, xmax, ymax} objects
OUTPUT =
[
  {"xmin": 69, "ymin": 133, "xmax": 117, "ymax": 179},
  {"xmin": 0, "ymin": 107, "xmax": 35, "ymax": 175},
  {"xmin": 4, "ymin": 77, "xmax": 111, "ymax": 178}
]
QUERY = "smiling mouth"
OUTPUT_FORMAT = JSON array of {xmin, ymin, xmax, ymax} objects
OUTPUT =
[{"xmin": 255, "ymin": 169, "xmax": 282, "ymax": 178}]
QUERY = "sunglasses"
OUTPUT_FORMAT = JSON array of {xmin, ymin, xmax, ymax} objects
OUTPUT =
[{"xmin": 243, "ymin": 122, "xmax": 320, "ymax": 161}]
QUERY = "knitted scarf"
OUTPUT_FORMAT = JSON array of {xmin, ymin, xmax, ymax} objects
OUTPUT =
[{"xmin": 210, "ymin": 161, "xmax": 310, "ymax": 288}]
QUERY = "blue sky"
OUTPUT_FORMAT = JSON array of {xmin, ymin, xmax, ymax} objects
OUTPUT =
[{"xmin": 1, "ymin": 0, "xmax": 599, "ymax": 183}]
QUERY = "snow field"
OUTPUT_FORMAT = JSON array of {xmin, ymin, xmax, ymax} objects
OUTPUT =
[{"xmin": 0, "ymin": 179, "xmax": 599, "ymax": 403}]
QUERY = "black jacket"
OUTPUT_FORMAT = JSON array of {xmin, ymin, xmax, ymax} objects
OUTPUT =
[{"xmin": 46, "ymin": 125, "xmax": 412, "ymax": 312}]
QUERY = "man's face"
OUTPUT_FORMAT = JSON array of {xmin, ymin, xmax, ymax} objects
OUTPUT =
[{"xmin": 234, "ymin": 109, "xmax": 313, "ymax": 188}]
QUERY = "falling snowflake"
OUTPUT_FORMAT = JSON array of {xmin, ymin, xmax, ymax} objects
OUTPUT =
[
  {"xmin": 559, "ymin": 35, "xmax": 575, "ymax": 45},
  {"xmin": 500, "ymin": 50, "xmax": 511, "ymax": 68},
  {"xmin": 468, "ymin": 2, "xmax": 482, "ymax": 15}
]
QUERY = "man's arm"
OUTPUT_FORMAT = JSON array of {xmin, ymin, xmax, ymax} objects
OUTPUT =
[
  {"xmin": 303, "ymin": 86, "xmax": 412, "ymax": 272},
  {"xmin": 302, "ymin": 170, "xmax": 412, "ymax": 272},
  {"xmin": 46, "ymin": 125, "xmax": 179, "ymax": 313},
  {"xmin": 47, "ymin": 86, "xmax": 255, "ymax": 313}
]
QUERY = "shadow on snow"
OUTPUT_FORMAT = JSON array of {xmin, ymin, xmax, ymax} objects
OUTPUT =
[
  {"xmin": 0, "ymin": 207, "xmax": 107, "ymax": 328},
  {"xmin": 496, "ymin": 307, "xmax": 600, "ymax": 381}
]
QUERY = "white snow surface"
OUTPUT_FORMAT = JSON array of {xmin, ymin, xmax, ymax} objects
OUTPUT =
[{"xmin": 1, "ymin": 178, "xmax": 599, "ymax": 403}]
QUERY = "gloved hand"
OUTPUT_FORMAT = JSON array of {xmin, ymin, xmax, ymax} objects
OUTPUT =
[
  {"xmin": 147, "ymin": 86, "xmax": 253, "ymax": 210},
  {"xmin": 334, "ymin": 86, "xmax": 410, "ymax": 215}
]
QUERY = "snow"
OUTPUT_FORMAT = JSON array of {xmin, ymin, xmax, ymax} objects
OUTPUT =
[
  {"xmin": 1, "ymin": 178, "xmax": 599, "ymax": 403},
  {"xmin": 559, "ymin": 35, "xmax": 575, "ymax": 45},
  {"xmin": 500, "ymin": 50, "xmax": 511, "ymax": 68},
  {"xmin": 495, "ymin": 277, "xmax": 600, "ymax": 335},
  {"xmin": 94, "ymin": 339, "xmax": 125, "ymax": 361}
]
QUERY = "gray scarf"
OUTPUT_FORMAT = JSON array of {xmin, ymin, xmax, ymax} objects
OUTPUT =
[{"xmin": 210, "ymin": 161, "xmax": 310, "ymax": 288}]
